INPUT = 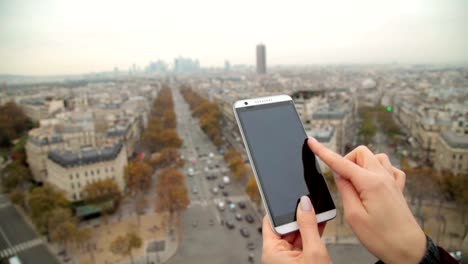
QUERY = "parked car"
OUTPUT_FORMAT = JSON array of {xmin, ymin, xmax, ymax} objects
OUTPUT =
[
  {"xmin": 229, "ymin": 203, "xmax": 236, "ymax": 211},
  {"xmin": 247, "ymin": 242, "xmax": 256, "ymax": 250},
  {"xmin": 217, "ymin": 201, "xmax": 225, "ymax": 211},
  {"xmin": 240, "ymin": 228, "xmax": 250, "ymax": 238},
  {"xmin": 226, "ymin": 220, "xmax": 235, "ymax": 229},
  {"xmin": 238, "ymin": 201, "xmax": 246, "ymax": 209},
  {"xmin": 248, "ymin": 253, "xmax": 254, "ymax": 263},
  {"xmin": 235, "ymin": 213, "xmax": 242, "ymax": 221},
  {"xmin": 218, "ymin": 182, "xmax": 225, "ymax": 189},
  {"xmin": 188, "ymin": 167, "xmax": 194, "ymax": 176},
  {"xmin": 222, "ymin": 191, "xmax": 229, "ymax": 197},
  {"xmin": 245, "ymin": 214, "xmax": 255, "ymax": 223},
  {"xmin": 192, "ymin": 187, "xmax": 198, "ymax": 194},
  {"xmin": 212, "ymin": 187, "xmax": 219, "ymax": 194},
  {"xmin": 222, "ymin": 176, "xmax": 230, "ymax": 185}
]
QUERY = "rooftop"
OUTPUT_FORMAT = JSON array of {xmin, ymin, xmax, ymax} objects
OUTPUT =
[
  {"xmin": 440, "ymin": 131, "xmax": 468, "ymax": 149},
  {"xmin": 48, "ymin": 143, "xmax": 123, "ymax": 168},
  {"xmin": 306, "ymin": 127, "xmax": 335, "ymax": 143},
  {"xmin": 312, "ymin": 107, "xmax": 346, "ymax": 120}
]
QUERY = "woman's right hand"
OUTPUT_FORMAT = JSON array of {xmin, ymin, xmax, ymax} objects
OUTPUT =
[{"xmin": 308, "ymin": 138, "xmax": 427, "ymax": 264}]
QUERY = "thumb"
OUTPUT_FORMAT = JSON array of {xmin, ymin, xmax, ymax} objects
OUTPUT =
[{"xmin": 296, "ymin": 196, "xmax": 328, "ymax": 260}]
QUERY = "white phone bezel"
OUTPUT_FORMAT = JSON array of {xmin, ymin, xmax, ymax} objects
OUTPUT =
[{"xmin": 233, "ymin": 94, "xmax": 336, "ymax": 235}]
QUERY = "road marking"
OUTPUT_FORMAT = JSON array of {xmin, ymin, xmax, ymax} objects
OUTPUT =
[
  {"xmin": 0, "ymin": 226, "xmax": 12, "ymax": 247},
  {"xmin": 0, "ymin": 238, "xmax": 44, "ymax": 259}
]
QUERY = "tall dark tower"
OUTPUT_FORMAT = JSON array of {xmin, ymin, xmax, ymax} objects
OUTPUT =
[{"xmin": 256, "ymin": 44, "xmax": 266, "ymax": 74}]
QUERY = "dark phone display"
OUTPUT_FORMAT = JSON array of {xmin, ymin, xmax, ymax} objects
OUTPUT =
[{"xmin": 236, "ymin": 101, "xmax": 335, "ymax": 226}]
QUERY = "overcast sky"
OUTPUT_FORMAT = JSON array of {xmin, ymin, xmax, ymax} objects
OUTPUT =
[{"xmin": 1, "ymin": 0, "xmax": 467, "ymax": 75}]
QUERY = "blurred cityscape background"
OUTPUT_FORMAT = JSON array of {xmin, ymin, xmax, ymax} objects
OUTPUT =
[{"xmin": 0, "ymin": 0, "xmax": 467, "ymax": 263}]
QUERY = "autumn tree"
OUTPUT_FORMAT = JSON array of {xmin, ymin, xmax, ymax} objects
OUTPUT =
[
  {"xmin": 155, "ymin": 168, "xmax": 189, "ymax": 225},
  {"xmin": 28, "ymin": 185, "xmax": 69, "ymax": 234},
  {"xmin": 441, "ymin": 173, "xmax": 468, "ymax": 236},
  {"xmin": 1, "ymin": 161, "xmax": 31, "ymax": 191},
  {"xmin": 180, "ymin": 87, "xmax": 224, "ymax": 148},
  {"xmin": 160, "ymin": 130, "xmax": 183, "ymax": 149},
  {"xmin": 228, "ymin": 156, "xmax": 245, "ymax": 181},
  {"xmin": 246, "ymin": 176, "xmax": 261, "ymax": 205},
  {"xmin": 81, "ymin": 179, "xmax": 121, "ymax": 213},
  {"xmin": 109, "ymin": 232, "xmax": 142, "ymax": 264},
  {"xmin": 163, "ymin": 111, "xmax": 176, "ymax": 129},
  {"xmin": 48, "ymin": 208, "xmax": 77, "ymax": 251},
  {"xmin": 150, "ymin": 148, "xmax": 184, "ymax": 169},
  {"xmin": 143, "ymin": 87, "xmax": 182, "ymax": 152},
  {"xmin": 9, "ymin": 189, "xmax": 26, "ymax": 209},
  {"xmin": 124, "ymin": 160, "xmax": 153, "ymax": 196},
  {"xmin": 0, "ymin": 101, "xmax": 32, "ymax": 147}
]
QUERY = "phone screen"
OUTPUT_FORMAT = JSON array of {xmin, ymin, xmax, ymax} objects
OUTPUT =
[{"xmin": 236, "ymin": 100, "xmax": 335, "ymax": 227}]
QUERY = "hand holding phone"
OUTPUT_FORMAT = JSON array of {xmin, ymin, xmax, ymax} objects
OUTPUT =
[{"xmin": 233, "ymin": 95, "xmax": 336, "ymax": 235}]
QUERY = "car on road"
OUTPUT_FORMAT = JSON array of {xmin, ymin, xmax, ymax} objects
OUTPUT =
[
  {"xmin": 240, "ymin": 228, "xmax": 250, "ymax": 238},
  {"xmin": 238, "ymin": 201, "xmax": 246, "ymax": 209},
  {"xmin": 222, "ymin": 176, "xmax": 230, "ymax": 185},
  {"xmin": 209, "ymin": 152, "xmax": 214, "ymax": 158},
  {"xmin": 188, "ymin": 167, "xmax": 194, "ymax": 176},
  {"xmin": 228, "ymin": 202, "xmax": 236, "ymax": 211},
  {"xmin": 248, "ymin": 253, "xmax": 255, "ymax": 263},
  {"xmin": 235, "ymin": 213, "xmax": 242, "ymax": 221},
  {"xmin": 217, "ymin": 201, "xmax": 225, "ymax": 211},
  {"xmin": 206, "ymin": 174, "xmax": 217, "ymax": 180},
  {"xmin": 191, "ymin": 187, "xmax": 198, "ymax": 194},
  {"xmin": 247, "ymin": 242, "xmax": 256, "ymax": 250},
  {"xmin": 226, "ymin": 220, "xmax": 235, "ymax": 229},
  {"xmin": 245, "ymin": 214, "xmax": 255, "ymax": 223}
]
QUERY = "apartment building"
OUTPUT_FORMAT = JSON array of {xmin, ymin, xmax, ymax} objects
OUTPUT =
[{"xmin": 47, "ymin": 143, "xmax": 127, "ymax": 201}]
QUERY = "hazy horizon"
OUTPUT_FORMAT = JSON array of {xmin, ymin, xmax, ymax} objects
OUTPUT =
[{"xmin": 1, "ymin": 0, "xmax": 467, "ymax": 75}]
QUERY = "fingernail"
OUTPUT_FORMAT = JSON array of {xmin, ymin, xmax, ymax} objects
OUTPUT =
[
  {"xmin": 308, "ymin": 137, "xmax": 317, "ymax": 143},
  {"xmin": 300, "ymin": 196, "xmax": 313, "ymax": 211}
]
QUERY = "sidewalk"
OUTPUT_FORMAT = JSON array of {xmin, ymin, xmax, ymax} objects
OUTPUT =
[{"xmin": 74, "ymin": 212, "xmax": 179, "ymax": 264}]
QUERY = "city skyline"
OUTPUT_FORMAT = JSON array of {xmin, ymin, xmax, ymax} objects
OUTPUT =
[{"xmin": 1, "ymin": 0, "xmax": 468, "ymax": 75}]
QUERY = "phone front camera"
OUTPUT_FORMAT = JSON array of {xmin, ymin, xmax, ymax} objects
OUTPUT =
[{"xmin": 244, "ymin": 102, "xmax": 248, "ymax": 105}]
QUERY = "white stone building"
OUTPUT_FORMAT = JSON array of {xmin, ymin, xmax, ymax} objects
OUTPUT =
[{"xmin": 46, "ymin": 143, "xmax": 127, "ymax": 201}]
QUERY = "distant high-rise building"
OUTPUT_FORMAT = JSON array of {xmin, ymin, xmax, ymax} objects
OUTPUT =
[
  {"xmin": 256, "ymin": 44, "xmax": 266, "ymax": 74},
  {"xmin": 224, "ymin": 60, "xmax": 231, "ymax": 72},
  {"xmin": 174, "ymin": 57, "xmax": 200, "ymax": 73}
]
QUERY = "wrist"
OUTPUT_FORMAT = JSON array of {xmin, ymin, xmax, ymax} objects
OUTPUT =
[{"xmin": 391, "ymin": 229, "xmax": 427, "ymax": 264}]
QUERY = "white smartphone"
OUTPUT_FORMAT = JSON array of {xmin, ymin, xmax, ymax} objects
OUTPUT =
[{"xmin": 233, "ymin": 95, "xmax": 336, "ymax": 235}]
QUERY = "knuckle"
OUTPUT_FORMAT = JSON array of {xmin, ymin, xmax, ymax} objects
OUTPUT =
[
  {"xmin": 356, "ymin": 145, "xmax": 369, "ymax": 152},
  {"xmin": 378, "ymin": 153, "xmax": 390, "ymax": 162}
]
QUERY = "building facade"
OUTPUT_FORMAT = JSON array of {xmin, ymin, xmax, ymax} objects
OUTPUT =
[
  {"xmin": 434, "ymin": 131, "xmax": 468, "ymax": 176},
  {"xmin": 46, "ymin": 143, "xmax": 127, "ymax": 201}
]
